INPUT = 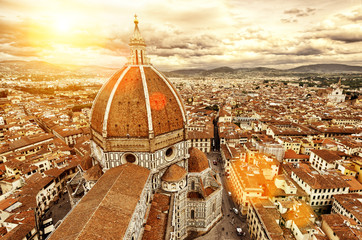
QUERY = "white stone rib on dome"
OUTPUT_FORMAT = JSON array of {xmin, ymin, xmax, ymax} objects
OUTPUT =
[
  {"xmin": 102, "ymin": 66, "xmax": 131, "ymax": 136},
  {"xmin": 140, "ymin": 65, "xmax": 154, "ymax": 136}
]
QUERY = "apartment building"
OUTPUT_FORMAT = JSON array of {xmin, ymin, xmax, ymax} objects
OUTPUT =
[
  {"xmin": 331, "ymin": 193, "xmax": 362, "ymax": 225},
  {"xmin": 310, "ymin": 149, "xmax": 342, "ymax": 172},
  {"xmin": 285, "ymin": 163, "xmax": 350, "ymax": 213},
  {"xmin": 247, "ymin": 198, "xmax": 284, "ymax": 240}
]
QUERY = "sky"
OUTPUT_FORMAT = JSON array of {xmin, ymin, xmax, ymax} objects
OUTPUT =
[{"xmin": 0, "ymin": 0, "xmax": 361, "ymax": 70}]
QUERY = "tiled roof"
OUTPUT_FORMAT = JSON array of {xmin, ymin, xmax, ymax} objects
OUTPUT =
[
  {"xmin": 48, "ymin": 163, "xmax": 150, "ymax": 240},
  {"xmin": 311, "ymin": 149, "xmax": 342, "ymax": 163},
  {"xmin": 333, "ymin": 194, "xmax": 362, "ymax": 223},
  {"xmin": 284, "ymin": 149, "xmax": 309, "ymax": 159},
  {"xmin": 0, "ymin": 198, "xmax": 18, "ymax": 211},
  {"xmin": 321, "ymin": 213, "xmax": 362, "ymax": 240},
  {"xmin": 251, "ymin": 198, "xmax": 284, "ymax": 239},
  {"xmin": 161, "ymin": 164, "xmax": 187, "ymax": 182},
  {"xmin": 90, "ymin": 66, "xmax": 185, "ymax": 138},
  {"xmin": 83, "ymin": 164, "xmax": 103, "ymax": 181},
  {"xmin": 287, "ymin": 163, "xmax": 349, "ymax": 189},
  {"xmin": 142, "ymin": 193, "xmax": 170, "ymax": 240},
  {"xmin": 0, "ymin": 222, "xmax": 35, "ymax": 240}
]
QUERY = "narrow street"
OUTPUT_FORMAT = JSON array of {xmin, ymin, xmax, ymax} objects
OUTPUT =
[{"xmin": 194, "ymin": 152, "xmax": 250, "ymax": 240}]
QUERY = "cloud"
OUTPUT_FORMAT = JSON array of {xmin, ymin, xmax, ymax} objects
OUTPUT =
[
  {"xmin": 335, "ymin": 7, "xmax": 362, "ymax": 23},
  {"xmin": 307, "ymin": 7, "xmax": 362, "ymax": 43},
  {"xmin": 282, "ymin": 7, "xmax": 316, "ymax": 23},
  {"xmin": 317, "ymin": 28, "xmax": 362, "ymax": 43},
  {"xmin": 0, "ymin": 44, "xmax": 38, "ymax": 57},
  {"xmin": 0, "ymin": 0, "xmax": 361, "ymax": 70},
  {"xmin": 293, "ymin": 46, "xmax": 323, "ymax": 56},
  {"xmin": 281, "ymin": 18, "xmax": 297, "ymax": 23},
  {"xmin": 0, "ymin": 18, "xmax": 41, "ymax": 57},
  {"xmin": 284, "ymin": 7, "xmax": 316, "ymax": 16}
]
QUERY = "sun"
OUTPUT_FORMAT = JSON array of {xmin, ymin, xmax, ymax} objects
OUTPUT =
[{"xmin": 54, "ymin": 17, "xmax": 72, "ymax": 33}]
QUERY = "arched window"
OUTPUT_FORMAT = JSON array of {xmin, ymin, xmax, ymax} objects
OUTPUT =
[
  {"xmin": 191, "ymin": 181, "xmax": 195, "ymax": 190},
  {"xmin": 191, "ymin": 210, "xmax": 195, "ymax": 219},
  {"xmin": 135, "ymin": 50, "xmax": 138, "ymax": 65}
]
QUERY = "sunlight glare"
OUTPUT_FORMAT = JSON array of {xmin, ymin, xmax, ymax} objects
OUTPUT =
[{"xmin": 54, "ymin": 17, "xmax": 72, "ymax": 33}]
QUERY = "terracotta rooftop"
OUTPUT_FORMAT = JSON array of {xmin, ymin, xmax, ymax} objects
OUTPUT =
[
  {"xmin": 251, "ymin": 198, "xmax": 284, "ymax": 239},
  {"xmin": 187, "ymin": 126, "xmax": 214, "ymax": 139},
  {"xmin": 341, "ymin": 176, "xmax": 362, "ymax": 191},
  {"xmin": 284, "ymin": 149, "xmax": 309, "ymax": 160},
  {"xmin": 321, "ymin": 213, "xmax": 362, "ymax": 240},
  {"xmin": 14, "ymin": 173, "xmax": 54, "ymax": 211},
  {"xmin": 0, "ymin": 198, "xmax": 19, "ymax": 211},
  {"xmin": 79, "ymin": 153, "xmax": 93, "ymax": 170},
  {"xmin": 187, "ymin": 191, "xmax": 204, "ymax": 199},
  {"xmin": 219, "ymin": 108, "xmax": 231, "ymax": 117},
  {"xmin": 161, "ymin": 164, "xmax": 187, "ymax": 182},
  {"xmin": 281, "ymin": 200, "xmax": 316, "ymax": 234},
  {"xmin": 204, "ymin": 187, "xmax": 215, "ymax": 196},
  {"xmin": 311, "ymin": 149, "xmax": 342, "ymax": 163},
  {"xmin": 48, "ymin": 163, "xmax": 150, "ymax": 240},
  {"xmin": 44, "ymin": 167, "xmax": 65, "ymax": 178},
  {"xmin": 142, "ymin": 193, "xmax": 170, "ymax": 240},
  {"xmin": 188, "ymin": 147, "xmax": 209, "ymax": 172},
  {"xmin": 83, "ymin": 164, "xmax": 103, "ymax": 181},
  {"xmin": 0, "ymin": 222, "xmax": 35, "ymax": 240},
  {"xmin": 333, "ymin": 194, "xmax": 362, "ymax": 223},
  {"xmin": 0, "ymin": 133, "xmax": 54, "ymax": 154},
  {"xmin": 286, "ymin": 163, "xmax": 349, "ymax": 189}
]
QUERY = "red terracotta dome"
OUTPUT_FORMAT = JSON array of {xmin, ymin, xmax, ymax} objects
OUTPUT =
[
  {"xmin": 90, "ymin": 66, "xmax": 186, "ymax": 138},
  {"xmin": 161, "ymin": 164, "xmax": 187, "ymax": 182},
  {"xmin": 188, "ymin": 147, "xmax": 209, "ymax": 172},
  {"xmin": 89, "ymin": 16, "xmax": 186, "ymax": 152}
]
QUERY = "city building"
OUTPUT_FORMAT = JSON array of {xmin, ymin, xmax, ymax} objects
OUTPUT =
[
  {"xmin": 276, "ymin": 199, "xmax": 318, "ymax": 240},
  {"xmin": 331, "ymin": 193, "xmax": 362, "ymax": 224},
  {"xmin": 310, "ymin": 149, "xmax": 343, "ymax": 172},
  {"xmin": 284, "ymin": 163, "xmax": 350, "ymax": 213},
  {"xmin": 247, "ymin": 198, "xmax": 284, "ymax": 239},
  {"xmin": 327, "ymin": 79, "xmax": 346, "ymax": 103},
  {"xmin": 187, "ymin": 122, "xmax": 214, "ymax": 153},
  {"xmin": 321, "ymin": 213, "xmax": 362, "ymax": 240}
]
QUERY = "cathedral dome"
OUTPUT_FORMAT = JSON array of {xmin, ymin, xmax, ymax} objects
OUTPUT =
[
  {"xmin": 188, "ymin": 147, "xmax": 209, "ymax": 172},
  {"xmin": 161, "ymin": 164, "xmax": 187, "ymax": 182},
  {"xmin": 90, "ymin": 16, "xmax": 186, "ymax": 152}
]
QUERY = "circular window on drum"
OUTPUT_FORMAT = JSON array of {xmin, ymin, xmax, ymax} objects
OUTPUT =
[
  {"xmin": 165, "ymin": 147, "xmax": 176, "ymax": 161},
  {"xmin": 122, "ymin": 153, "xmax": 138, "ymax": 164}
]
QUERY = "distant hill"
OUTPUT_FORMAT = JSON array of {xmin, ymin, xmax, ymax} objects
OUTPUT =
[
  {"xmin": 287, "ymin": 64, "xmax": 362, "ymax": 73},
  {"xmin": 166, "ymin": 64, "xmax": 362, "ymax": 76},
  {"xmin": 168, "ymin": 68, "xmax": 205, "ymax": 75},
  {"xmin": 205, "ymin": 66, "xmax": 235, "ymax": 74},
  {"xmin": 0, "ymin": 60, "xmax": 117, "ymax": 76},
  {"xmin": 238, "ymin": 67, "xmax": 279, "ymax": 72},
  {"xmin": 167, "ymin": 66, "xmax": 279, "ymax": 77},
  {"xmin": 0, "ymin": 60, "xmax": 64, "ymax": 73},
  {"xmin": 0, "ymin": 61, "xmax": 361, "ymax": 76}
]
